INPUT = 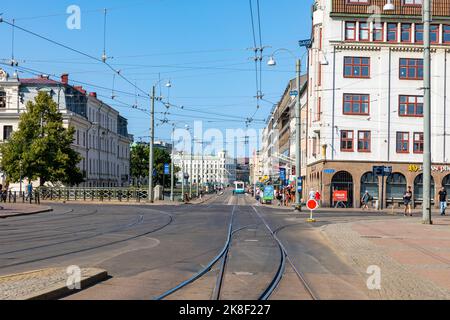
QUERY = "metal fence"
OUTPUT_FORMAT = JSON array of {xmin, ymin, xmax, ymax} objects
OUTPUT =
[
  {"xmin": 0, "ymin": 191, "xmax": 41, "ymax": 205},
  {"xmin": 37, "ymin": 188, "xmax": 151, "ymax": 202}
]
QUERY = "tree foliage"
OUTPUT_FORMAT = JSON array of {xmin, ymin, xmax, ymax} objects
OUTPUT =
[
  {"xmin": 130, "ymin": 143, "xmax": 179, "ymax": 187},
  {"xmin": 0, "ymin": 91, "xmax": 84, "ymax": 186}
]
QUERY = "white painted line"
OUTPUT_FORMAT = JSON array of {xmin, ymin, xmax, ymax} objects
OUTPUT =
[
  {"xmin": 245, "ymin": 239, "xmax": 259, "ymax": 242},
  {"xmin": 233, "ymin": 272, "xmax": 254, "ymax": 276}
]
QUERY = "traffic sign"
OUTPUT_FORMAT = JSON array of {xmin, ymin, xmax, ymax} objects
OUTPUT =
[
  {"xmin": 153, "ymin": 168, "xmax": 157, "ymax": 177},
  {"xmin": 164, "ymin": 163, "xmax": 170, "ymax": 175},
  {"xmin": 307, "ymin": 199, "xmax": 318, "ymax": 211},
  {"xmin": 290, "ymin": 90, "xmax": 298, "ymax": 97},
  {"xmin": 299, "ymin": 39, "xmax": 312, "ymax": 47}
]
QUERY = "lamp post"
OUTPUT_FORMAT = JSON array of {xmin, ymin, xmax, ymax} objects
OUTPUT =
[
  {"xmin": 423, "ymin": 0, "xmax": 433, "ymax": 224},
  {"xmin": 170, "ymin": 124, "xmax": 175, "ymax": 202},
  {"xmin": 268, "ymin": 49, "xmax": 302, "ymax": 211},
  {"xmin": 149, "ymin": 79, "xmax": 172, "ymax": 203}
]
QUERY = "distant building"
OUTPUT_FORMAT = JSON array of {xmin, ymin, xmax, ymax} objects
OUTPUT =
[
  {"xmin": 0, "ymin": 71, "xmax": 133, "ymax": 188},
  {"xmin": 236, "ymin": 157, "xmax": 250, "ymax": 183},
  {"xmin": 172, "ymin": 151, "xmax": 237, "ymax": 186}
]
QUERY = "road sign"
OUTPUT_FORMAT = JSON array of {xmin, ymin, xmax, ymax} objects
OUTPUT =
[
  {"xmin": 373, "ymin": 166, "xmax": 392, "ymax": 177},
  {"xmin": 289, "ymin": 90, "xmax": 298, "ymax": 97},
  {"xmin": 307, "ymin": 199, "xmax": 318, "ymax": 211},
  {"xmin": 324, "ymin": 169, "xmax": 336, "ymax": 174},
  {"xmin": 297, "ymin": 177, "xmax": 303, "ymax": 192},
  {"xmin": 299, "ymin": 39, "xmax": 312, "ymax": 47},
  {"xmin": 153, "ymin": 168, "xmax": 157, "ymax": 177},
  {"xmin": 164, "ymin": 163, "xmax": 170, "ymax": 175}
]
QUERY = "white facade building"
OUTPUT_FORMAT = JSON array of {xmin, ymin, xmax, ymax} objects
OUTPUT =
[
  {"xmin": 0, "ymin": 71, "xmax": 132, "ymax": 188},
  {"xmin": 173, "ymin": 151, "xmax": 237, "ymax": 186},
  {"xmin": 306, "ymin": 0, "xmax": 450, "ymax": 207}
]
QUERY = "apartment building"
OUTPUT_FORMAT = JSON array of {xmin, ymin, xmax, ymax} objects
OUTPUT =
[
  {"xmin": 173, "ymin": 151, "xmax": 237, "ymax": 186},
  {"xmin": 0, "ymin": 71, "xmax": 132, "ymax": 188},
  {"xmin": 307, "ymin": 0, "xmax": 450, "ymax": 207}
]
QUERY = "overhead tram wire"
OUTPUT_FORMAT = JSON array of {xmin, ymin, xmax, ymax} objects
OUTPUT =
[{"xmin": 0, "ymin": 18, "xmax": 149, "ymax": 98}]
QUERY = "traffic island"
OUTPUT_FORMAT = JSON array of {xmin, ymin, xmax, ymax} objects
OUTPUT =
[
  {"xmin": 0, "ymin": 267, "xmax": 108, "ymax": 300},
  {"xmin": 0, "ymin": 204, "xmax": 52, "ymax": 219}
]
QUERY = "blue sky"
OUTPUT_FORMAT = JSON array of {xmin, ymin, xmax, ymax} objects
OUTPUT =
[{"xmin": 0, "ymin": 0, "xmax": 312, "ymax": 153}]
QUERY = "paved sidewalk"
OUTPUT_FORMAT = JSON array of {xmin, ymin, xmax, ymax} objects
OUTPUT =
[
  {"xmin": 0, "ymin": 268, "xmax": 108, "ymax": 300},
  {"xmin": 322, "ymin": 214, "xmax": 450, "ymax": 299},
  {"xmin": 0, "ymin": 203, "xmax": 53, "ymax": 219}
]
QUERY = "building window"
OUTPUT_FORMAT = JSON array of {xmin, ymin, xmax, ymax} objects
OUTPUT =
[
  {"xmin": 399, "ymin": 95, "xmax": 423, "ymax": 117},
  {"xmin": 343, "ymin": 94, "xmax": 370, "ymax": 115},
  {"xmin": 0, "ymin": 91, "xmax": 6, "ymax": 108},
  {"xmin": 387, "ymin": 23, "xmax": 398, "ymax": 42},
  {"xmin": 403, "ymin": 0, "xmax": 422, "ymax": 5},
  {"xmin": 413, "ymin": 132, "xmax": 424, "ymax": 154},
  {"xmin": 358, "ymin": 131, "xmax": 371, "ymax": 152},
  {"xmin": 347, "ymin": 0, "xmax": 370, "ymax": 3},
  {"xmin": 373, "ymin": 22, "xmax": 383, "ymax": 42},
  {"xmin": 344, "ymin": 57, "xmax": 370, "ymax": 78},
  {"xmin": 444, "ymin": 25, "xmax": 450, "ymax": 44},
  {"xmin": 359, "ymin": 22, "xmax": 370, "ymax": 41},
  {"xmin": 341, "ymin": 130, "xmax": 354, "ymax": 152},
  {"xmin": 399, "ymin": 58, "xmax": 423, "ymax": 80},
  {"xmin": 3, "ymin": 125, "xmax": 13, "ymax": 141},
  {"xmin": 396, "ymin": 132, "xmax": 410, "ymax": 153},
  {"xmin": 415, "ymin": 24, "xmax": 424, "ymax": 43},
  {"xmin": 401, "ymin": 23, "xmax": 412, "ymax": 42},
  {"xmin": 430, "ymin": 25, "xmax": 439, "ymax": 44},
  {"xmin": 345, "ymin": 22, "xmax": 356, "ymax": 40}
]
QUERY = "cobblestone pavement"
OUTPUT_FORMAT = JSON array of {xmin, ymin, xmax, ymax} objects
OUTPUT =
[
  {"xmin": 0, "ymin": 204, "xmax": 52, "ymax": 218},
  {"xmin": 0, "ymin": 267, "xmax": 106, "ymax": 300},
  {"xmin": 322, "ymin": 215, "xmax": 450, "ymax": 299}
]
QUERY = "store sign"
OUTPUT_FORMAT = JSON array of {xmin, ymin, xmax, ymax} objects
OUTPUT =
[
  {"xmin": 408, "ymin": 165, "xmax": 450, "ymax": 173},
  {"xmin": 333, "ymin": 190, "xmax": 348, "ymax": 202}
]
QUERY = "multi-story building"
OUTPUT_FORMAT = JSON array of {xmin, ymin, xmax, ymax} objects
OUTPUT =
[
  {"xmin": 0, "ymin": 71, "xmax": 132, "ymax": 188},
  {"xmin": 258, "ymin": 76, "xmax": 308, "ymax": 191},
  {"xmin": 173, "ymin": 151, "xmax": 237, "ymax": 186},
  {"xmin": 236, "ymin": 157, "xmax": 250, "ymax": 183},
  {"xmin": 306, "ymin": 0, "xmax": 450, "ymax": 208}
]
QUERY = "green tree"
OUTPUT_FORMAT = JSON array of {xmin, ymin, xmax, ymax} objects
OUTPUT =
[
  {"xmin": 0, "ymin": 91, "xmax": 84, "ymax": 186},
  {"xmin": 130, "ymin": 143, "xmax": 179, "ymax": 187}
]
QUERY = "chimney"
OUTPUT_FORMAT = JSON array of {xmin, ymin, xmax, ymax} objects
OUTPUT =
[
  {"xmin": 74, "ymin": 86, "xmax": 86, "ymax": 95},
  {"xmin": 61, "ymin": 73, "xmax": 69, "ymax": 84},
  {"xmin": 89, "ymin": 92, "xmax": 97, "ymax": 98}
]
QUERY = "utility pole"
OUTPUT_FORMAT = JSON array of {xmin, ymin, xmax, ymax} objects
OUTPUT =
[
  {"xmin": 190, "ymin": 140, "xmax": 193, "ymax": 198},
  {"xmin": 295, "ymin": 59, "xmax": 302, "ymax": 211},
  {"xmin": 170, "ymin": 125, "xmax": 175, "ymax": 201},
  {"xmin": 423, "ymin": 0, "xmax": 432, "ymax": 225},
  {"xmin": 149, "ymin": 85, "xmax": 155, "ymax": 203}
]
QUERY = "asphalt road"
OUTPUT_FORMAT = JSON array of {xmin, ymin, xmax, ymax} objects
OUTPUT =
[{"xmin": 0, "ymin": 190, "xmax": 399, "ymax": 300}]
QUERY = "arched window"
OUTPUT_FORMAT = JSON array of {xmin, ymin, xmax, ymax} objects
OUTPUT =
[
  {"xmin": 414, "ymin": 174, "xmax": 435, "ymax": 201},
  {"xmin": 386, "ymin": 173, "xmax": 407, "ymax": 200},
  {"xmin": 361, "ymin": 172, "xmax": 379, "ymax": 200}
]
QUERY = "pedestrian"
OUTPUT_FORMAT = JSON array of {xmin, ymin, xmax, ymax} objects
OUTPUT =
[
  {"xmin": 276, "ymin": 188, "xmax": 283, "ymax": 206},
  {"xmin": 361, "ymin": 191, "xmax": 371, "ymax": 211},
  {"xmin": 403, "ymin": 186, "xmax": 413, "ymax": 217},
  {"xmin": 439, "ymin": 187, "xmax": 448, "ymax": 216},
  {"xmin": 26, "ymin": 181, "xmax": 33, "ymax": 201},
  {"xmin": 309, "ymin": 189, "xmax": 316, "ymax": 200},
  {"xmin": 315, "ymin": 190, "xmax": 321, "ymax": 206}
]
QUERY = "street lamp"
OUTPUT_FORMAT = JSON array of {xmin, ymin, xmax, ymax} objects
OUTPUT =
[
  {"xmin": 267, "ymin": 48, "xmax": 302, "ymax": 211},
  {"xmin": 149, "ymin": 79, "xmax": 172, "ymax": 203}
]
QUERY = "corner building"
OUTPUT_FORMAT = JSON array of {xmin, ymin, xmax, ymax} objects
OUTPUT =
[{"xmin": 307, "ymin": 0, "xmax": 450, "ymax": 208}]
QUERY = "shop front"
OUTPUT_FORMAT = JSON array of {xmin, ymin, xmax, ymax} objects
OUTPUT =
[{"xmin": 306, "ymin": 161, "xmax": 450, "ymax": 208}]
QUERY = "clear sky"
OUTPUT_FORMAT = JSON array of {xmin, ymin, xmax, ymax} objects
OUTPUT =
[{"xmin": 0, "ymin": 0, "xmax": 312, "ymax": 156}]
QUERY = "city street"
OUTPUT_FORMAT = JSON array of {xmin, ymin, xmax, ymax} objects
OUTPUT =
[{"xmin": 0, "ymin": 191, "xmax": 417, "ymax": 300}]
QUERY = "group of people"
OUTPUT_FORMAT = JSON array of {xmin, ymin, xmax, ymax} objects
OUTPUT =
[
  {"xmin": 274, "ymin": 186, "xmax": 296, "ymax": 207},
  {"xmin": 361, "ymin": 186, "xmax": 449, "ymax": 216}
]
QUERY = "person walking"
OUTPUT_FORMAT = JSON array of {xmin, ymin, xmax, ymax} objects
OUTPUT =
[
  {"xmin": 361, "ymin": 191, "xmax": 371, "ymax": 211},
  {"xmin": 439, "ymin": 187, "xmax": 448, "ymax": 216},
  {"xmin": 26, "ymin": 181, "xmax": 33, "ymax": 202},
  {"xmin": 403, "ymin": 186, "xmax": 413, "ymax": 217}
]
